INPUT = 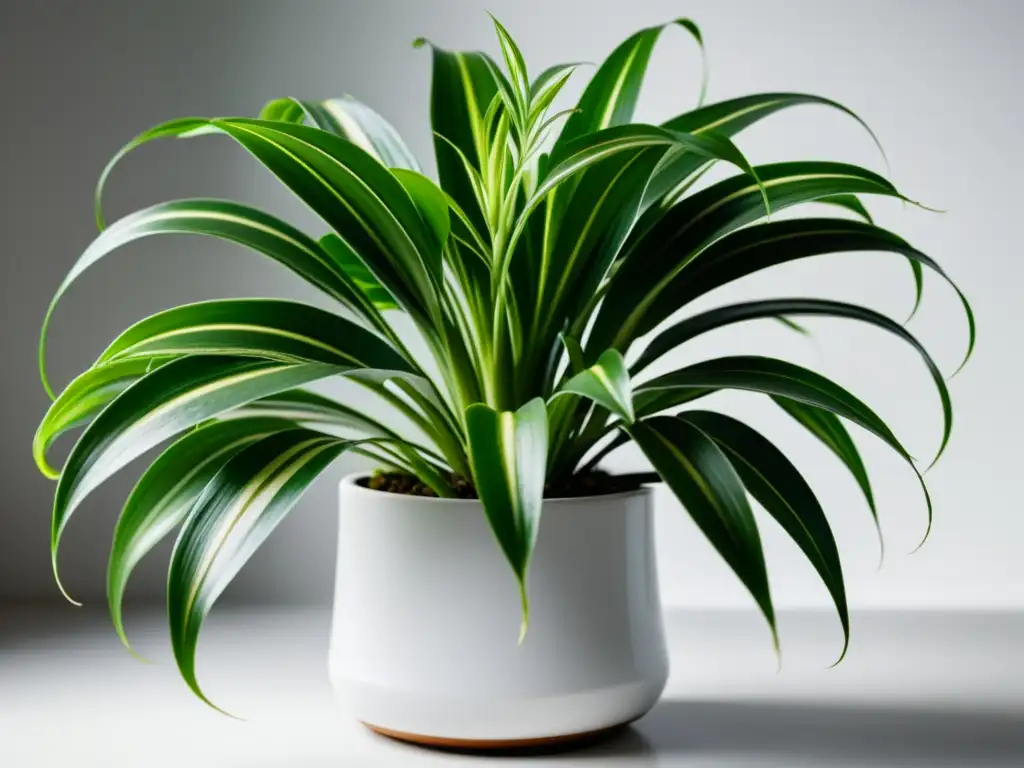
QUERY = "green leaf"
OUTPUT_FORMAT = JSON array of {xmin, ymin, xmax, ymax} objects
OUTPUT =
[
  {"xmin": 634, "ymin": 355, "xmax": 933, "ymax": 542},
  {"xmin": 556, "ymin": 19, "xmax": 706, "ymax": 149},
  {"xmin": 39, "ymin": 198, "xmax": 379, "ymax": 398},
  {"xmin": 621, "ymin": 217, "xmax": 975, "ymax": 372},
  {"xmin": 318, "ymin": 234, "xmax": 397, "ymax": 310},
  {"xmin": 773, "ymin": 397, "xmax": 879, "ymax": 545},
  {"xmin": 283, "ymin": 95, "xmax": 420, "ymax": 171},
  {"xmin": 108, "ymin": 417, "xmax": 296, "ymax": 653},
  {"xmin": 34, "ymin": 358, "xmax": 165, "ymax": 479},
  {"xmin": 556, "ymin": 349, "xmax": 635, "ymax": 424},
  {"xmin": 415, "ymin": 39, "xmax": 498, "ymax": 238},
  {"xmin": 678, "ymin": 410, "xmax": 849, "ymax": 662},
  {"xmin": 632, "ymin": 297, "xmax": 952, "ymax": 465},
  {"xmin": 629, "ymin": 415, "xmax": 776, "ymax": 648},
  {"xmin": 465, "ymin": 398, "xmax": 548, "ymax": 640},
  {"xmin": 591, "ymin": 161, "xmax": 913, "ymax": 355},
  {"xmin": 168, "ymin": 429, "xmax": 354, "ymax": 711},
  {"xmin": 95, "ymin": 298, "xmax": 412, "ymax": 372},
  {"xmin": 257, "ymin": 98, "xmax": 306, "ymax": 125},
  {"xmin": 489, "ymin": 15, "xmax": 530, "ymax": 113},
  {"xmin": 50, "ymin": 356, "xmax": 340, "ymax": 602}
]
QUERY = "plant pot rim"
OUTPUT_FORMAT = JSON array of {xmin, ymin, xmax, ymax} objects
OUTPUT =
[{"xmin": 340, "ymin": 473, "xmax": 654, "ymax": 506}]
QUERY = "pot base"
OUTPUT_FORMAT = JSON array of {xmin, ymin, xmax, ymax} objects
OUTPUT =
[{"xmin": 362, "ymin": 720, "xmax": 632, "ymax": 752}]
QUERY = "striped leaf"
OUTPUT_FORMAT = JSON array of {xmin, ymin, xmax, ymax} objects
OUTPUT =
[
  {"xmin": 773, "ymin": 397, "xmax": 879, "ymax": 543},
  {"xmin": 108, "ymin": 417, "xmax": 296, "ymax": 652},
  {"xmin": 50, "ymin": 357, "xmax": 340, "ymax": 601},
  {"xmin": 590, "ymin": 162, "xmax": 927, "ymax": 355},
  {"xmin": 556, "ymin": 349, "xmax": 635, "ymax": 424},
  {"xmin": 678, "ymin": 410, "xmax": 849, "ymax": 661},
  {"xmin": 95, "ymin": 299, "xmax": 412, "ymax": 372},
  {"xmin": 632, "ymin": 297, "xmax": 952, "ymax": 464},
  {"xmin": 319, "ymin": 234, "xmax": 397, "ymax": 311},
  {"xmin": 556, "ymin": 18, "xmax": 705, "ymax": 149},
  {"xmin": 634, "ymin": 355, "xmax": 932, "ymax": 540},
  {"xmin": 34, "ymin": 358, "xmax": 164, "ymax": 479},
  {"xmin": 465, "ymin": 398, "xmax": 548, "ymax": 639},
  {"xmin": 626, "ymin": 218, "xmax": 975, "ymax": 371},
  {"xmin": 415, "ymin": 39, "xmax": 498, "ymax": 238},
  {"xmin": 269, "ymin": 95, "xmax": 421, "ymax": 171},
  {"xmin": 168, "ymin": 429, "xmax": 356, "ymax": 710},
  {"xmin": 39, "ymin": 199, "xmax": 383, "ymax": 398},
  {"xmin": 629, "ymin": 416, "xmax": 776, "ymax": 647}
]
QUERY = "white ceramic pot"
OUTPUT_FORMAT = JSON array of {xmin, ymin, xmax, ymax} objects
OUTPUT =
[{"xmin": 328, "ymin": 474, "xmax": 668, "ymax": 747}]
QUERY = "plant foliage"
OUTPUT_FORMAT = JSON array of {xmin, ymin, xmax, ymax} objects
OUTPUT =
[{"xmin": 35, "ymin": 16, "xmax": 973, "ymax": 708}]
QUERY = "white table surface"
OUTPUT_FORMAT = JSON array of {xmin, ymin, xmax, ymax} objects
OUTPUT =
[{"xmin": 1, "ymin": 606, "xmax": 1021, "ymax": 767}]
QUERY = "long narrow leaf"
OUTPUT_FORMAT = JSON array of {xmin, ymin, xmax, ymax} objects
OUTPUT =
[
  {"xmin": 632, "ymin": 298, "xmax": 952, "ymax": 464},
  {"xmin": 168, "ymin": 429, "xmax": 354, "ymax": 710},
  {"xmin": 629, "ymin": 416, "xmax": 776, "ymax": 647},
  {"xmin": 96, "ymin": 299, "xmax": 412, "ymax": 372},
  {"xmin": 50, "ymin": 357, "xmax": 340, "ymax": 601},
  {"xmin": 108, "ymin": 417, "xmax": 296, "ymax": 652},
  {"xmin": 465, "ymin": 398, "xmax": 548, "ymax": 639},
  {"xmin": 678, "ymin": 410, "xmax": 849, "ymax": 661}
]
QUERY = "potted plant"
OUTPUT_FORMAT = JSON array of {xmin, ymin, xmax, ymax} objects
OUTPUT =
[{"xmin": 34, "ymin": 15, "xmax": 972, "ymax": 749}]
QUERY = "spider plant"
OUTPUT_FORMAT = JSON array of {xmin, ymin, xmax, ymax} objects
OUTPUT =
[{"xmin": 34, "ymin": 16, "xmax": 973, "ymax": 709}]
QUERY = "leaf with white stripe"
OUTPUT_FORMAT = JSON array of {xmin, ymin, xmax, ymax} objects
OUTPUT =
[
  {"xmin": 415, "ymin": 39, "xmax": 498, "ymax": 238},
  {"xmin": 773, "ymin": 397, "xmax": 879, "ymax": 545},
  {"xmin": 39, "ymin": 199, "xmax": 384, "ymax": 398},
  {"xmin": 95, "ymin": 299, "xmax": 412, "ymax": 372},
  {"xmin": 590, "ymin": 162, "xmax": 917, "ymax": 355},
  {"xmin": 634, "ymin": 355, "xmax": 934, "ymax": 542},
  {"xmin": 631, "ymin": 297, "xmax": 953, "ymax": 464},
  {"xmin": 50, "ymin": 356, "xmax": 340, "ymax": 601},
  {"xmin": 108, "ymin": 417, "xmax": 296, "ymax": 653},
  {"xmin": 624, "ymin": 218, "xmax": 975, "ymax": 373},
  {"xmin": 556, "ymin": 19, "xmax": 705, "ymax": 149},
  {"xmin": 465, "ymin": 398, "xmax": 548, "ymax": 639},
  {"xmin": 34, "ymin": 358, "xmax": 165, "ymax": 479},
  {"xmin": 556, "ymin": 349, "xmax": 634, "ymax": 424},
  {"xmin": 167, "ymin": 429, "xmax": 357, "ymax": 710},
  {"xmin": 290, "ymin": 96, "xmax": 420, "ymax": 171},
  {"xmin": 678, "ymin": 410, "xmax": 849, "ymax": 661},
  {"xmin": 629, "ymin": 415, "xmax": 776, "ymax": 648}
]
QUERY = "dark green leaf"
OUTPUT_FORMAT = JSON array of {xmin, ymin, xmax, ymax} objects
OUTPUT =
[
  {"xmin": 629, "ymin": 416, "xmax": 776, "ymax": 647},
  {"xmin": 678, "ymin": 410, "xmax": 849, "ymax": 661}
]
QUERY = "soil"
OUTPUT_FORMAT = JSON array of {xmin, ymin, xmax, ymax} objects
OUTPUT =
[{"xmin": 359, "ymin": 470, "xmax": 648, "ymax": 499}]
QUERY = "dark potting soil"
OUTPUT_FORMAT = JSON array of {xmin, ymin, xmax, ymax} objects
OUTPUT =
[{"xmin": 359, "ymin": 470, "xmax": 647, "ymax": 499}]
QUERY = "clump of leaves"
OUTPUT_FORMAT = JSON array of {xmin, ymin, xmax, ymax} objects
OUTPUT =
[{"xmin": 35, "ymin": 16, "xmax": 973, "ymax": 709}]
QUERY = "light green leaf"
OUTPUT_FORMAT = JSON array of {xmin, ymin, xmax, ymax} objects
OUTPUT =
[
  {"xmin": 556, "ymin": 349, "xmax": 635, "ymax": 424},
  {"xmin": 465, "ymin": 398, "xmax": 548, "ymax": 640}
]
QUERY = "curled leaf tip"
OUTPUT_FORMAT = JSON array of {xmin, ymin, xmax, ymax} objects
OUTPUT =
[
  {"xmin": 52, "ymin": 564, "xmax": 82, "ymax": 607},
  {"xmin": 829, "ymin": 638, "xmax": 850, "ymax": 669},
  {"xmin": 412, "ymin": 36, "xmax": 429, "ymax": 49}
]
